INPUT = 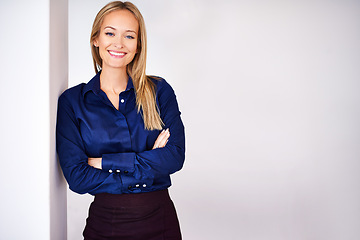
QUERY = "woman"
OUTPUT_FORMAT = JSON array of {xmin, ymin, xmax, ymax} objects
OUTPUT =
[{"xmin": 56, "ymin": 1, "xmax": 185, "ymax": 239}]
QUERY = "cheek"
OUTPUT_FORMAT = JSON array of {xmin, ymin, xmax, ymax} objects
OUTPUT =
[
  {"xmin": 131, "ymin": 44, "xmax": 138, "ymax": 53},
  {"xmin": 131, "ymin": 40, "xmax": 139, "ymax": 52}
]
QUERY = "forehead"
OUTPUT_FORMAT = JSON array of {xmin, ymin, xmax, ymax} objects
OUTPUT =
[{"xmin": 102, "ymin": 9, "xmax": 139, "ymax": 31}]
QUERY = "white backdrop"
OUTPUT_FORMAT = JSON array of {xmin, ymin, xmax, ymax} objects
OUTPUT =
[{"xmin": 68, "ymin": 0, "xmax": 360, "ymax": 239}]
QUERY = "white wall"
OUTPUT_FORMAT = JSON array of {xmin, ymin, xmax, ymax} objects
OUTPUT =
[
  {"xmin": 0, "ymin": 0, "xmax": 67, "ymax": 239},
  {"xmin": 68, "ymin": 0, "xmax": 360, "ymax": 239}
]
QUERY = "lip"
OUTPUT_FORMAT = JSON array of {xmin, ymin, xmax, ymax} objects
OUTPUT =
[{"xmin": 108, "ymin": 50, "xmax": 126, "ymax": 58}]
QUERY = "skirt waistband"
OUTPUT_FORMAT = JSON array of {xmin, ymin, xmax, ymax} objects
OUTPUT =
[{"xmin": 94, "ymin": 189, "xmax": 171, "ymax": 208}]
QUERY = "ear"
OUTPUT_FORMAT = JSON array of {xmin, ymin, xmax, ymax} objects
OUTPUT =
[{"xmin": 93, "ymin": 40, "xmax": 99, "ymax": 47}]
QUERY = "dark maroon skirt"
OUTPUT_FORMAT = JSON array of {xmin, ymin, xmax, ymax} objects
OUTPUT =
[{"xmin": 83, "ymin": 189, "xmax": 182, "ymax": 240}]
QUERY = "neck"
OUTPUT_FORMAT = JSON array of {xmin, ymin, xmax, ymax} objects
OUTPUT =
[{"xmin": 100, "ymin": 66, "xmax": 128, "ymax": 94}]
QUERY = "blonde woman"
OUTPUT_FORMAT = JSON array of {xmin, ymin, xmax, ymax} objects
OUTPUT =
[{"xmin": 56, "ymin": 1, "xmax": 185, "ymax": 239}]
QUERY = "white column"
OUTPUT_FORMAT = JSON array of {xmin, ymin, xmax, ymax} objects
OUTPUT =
[
  {"xmin": 50, "ymin": 0, "xmax": 68, "ymax": 239},
  {"xmin": 0, "ymin": 0, "xmax": 67, "ymax": 239}
]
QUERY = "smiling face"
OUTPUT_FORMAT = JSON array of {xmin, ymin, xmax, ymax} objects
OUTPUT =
[{"xmin": 93, "ymin": 9, "xmax": 139, "ymax": 71}]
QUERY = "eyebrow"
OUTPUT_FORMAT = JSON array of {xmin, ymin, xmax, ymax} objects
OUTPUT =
[{"xmin": 103, "ymin": 26, "xmax": 137, "ymax": 33}]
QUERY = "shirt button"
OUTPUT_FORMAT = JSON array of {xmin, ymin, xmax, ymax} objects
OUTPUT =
[
  {"xmin": 135, "ymin": 184, "xmax": 140, "ymax": 188},
  {"xmin": 120, "ymin": 99, "xmax": 125, "ymax": 103},
  {"xmin": 124, "ymin": 170, "xmax": 129, "ymax": 174},
  {"xmin": 116, "ymin": 170, "xmax": 120, "ymax": 173},
  {"xmin": 108, "ymin": 169, "xmax": 113, "ymax": 173},
  {"xmin": 128, "ymin": 185, "xmax": 132, "ymax": 189},
  {"xmin": 143, "ymin": 184, "xmax": 147, "ymax": 188}
]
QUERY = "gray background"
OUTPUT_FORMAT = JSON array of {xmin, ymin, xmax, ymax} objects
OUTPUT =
[{"xmin": 68, "ymin": 0, "xmax": 360, "ymax": 239}]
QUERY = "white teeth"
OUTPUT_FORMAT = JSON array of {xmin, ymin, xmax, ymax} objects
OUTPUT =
[{"xmin": 109, "ymin": 51, "xmax": 125, "ymax": 56}]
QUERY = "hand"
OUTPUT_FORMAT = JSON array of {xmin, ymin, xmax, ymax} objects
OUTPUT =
[
  {"xmin": 152, "ymin": 128, "xmax": 170, "ymax": 149},
  {"xmin": 88, "ymin": 157, "xmax": 102, "ymax": 169}
]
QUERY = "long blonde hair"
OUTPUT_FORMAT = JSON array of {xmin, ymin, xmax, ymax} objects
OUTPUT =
[{"xmin": 90, "ymin": 1, "xmax": 163, "ymax": 130}]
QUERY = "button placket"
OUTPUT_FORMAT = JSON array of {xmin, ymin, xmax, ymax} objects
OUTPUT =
[{"xmin": 118, "ymin": 91, "xmax": 127, "ymax": 113}]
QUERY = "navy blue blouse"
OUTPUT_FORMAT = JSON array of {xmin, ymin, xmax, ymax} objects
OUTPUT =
[{"xmin": 56, "ymin": 72, "xmax": 185, "ymax": 195}]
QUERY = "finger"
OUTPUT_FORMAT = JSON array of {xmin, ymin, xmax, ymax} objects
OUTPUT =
[
  {"xmin": 153, "ymin": 129, "xmax": 165, "ymax": 149},
  {"xmin": 156, "ymin": 129, "xmax": 167, "ymax": 142},
  {"xmin": 162, "ymin": 139, "xmax": 169, "ymax": 147},
  {"xmin": 158, "ymin": 129, "xmax": 170, "ymax": 148},
  {"xmin": 153, "ymin": 129, "xmax": 170, "ymax": 149}
]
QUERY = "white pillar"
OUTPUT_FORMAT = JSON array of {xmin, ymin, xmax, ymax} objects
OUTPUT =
[
  {"xmin": 50, "ymin": 0, "xmax": 68, "ymax": 239},
  {"xmin": 0, "ymin": 0, "xmax": 67, "ymax": 239}
]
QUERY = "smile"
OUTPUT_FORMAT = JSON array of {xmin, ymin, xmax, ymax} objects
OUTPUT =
[{"xmin": 108, "ymin": 51, "xmax": 126, "ymax": 57}]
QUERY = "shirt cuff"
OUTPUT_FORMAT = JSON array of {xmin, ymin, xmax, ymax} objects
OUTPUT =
[
  {"xmin": 120, "ymin": 173, "xmax": 154, "ymax": 193},
  {"xmin": 102, "ymin": 152, "xmax": 136, "ymax": 173}
]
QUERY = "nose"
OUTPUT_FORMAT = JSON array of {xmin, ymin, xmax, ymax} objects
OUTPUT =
[{"xmin": 113, "ymin": 36, "xmax": 123, "ymax": 48}]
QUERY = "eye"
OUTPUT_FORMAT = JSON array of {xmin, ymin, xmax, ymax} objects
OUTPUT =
[
  {"xmin": 105, "ymin": 32, "xmax": 114, "ymax": 37},
  {"xmin": 125, "ymin": 35, "xmax": 135, "ymax": 39}
]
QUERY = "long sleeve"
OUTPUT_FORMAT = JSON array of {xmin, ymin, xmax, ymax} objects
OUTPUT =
[{"xmin": 56, "ymin": 93, "xmax": 123, "ymax": 195}]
